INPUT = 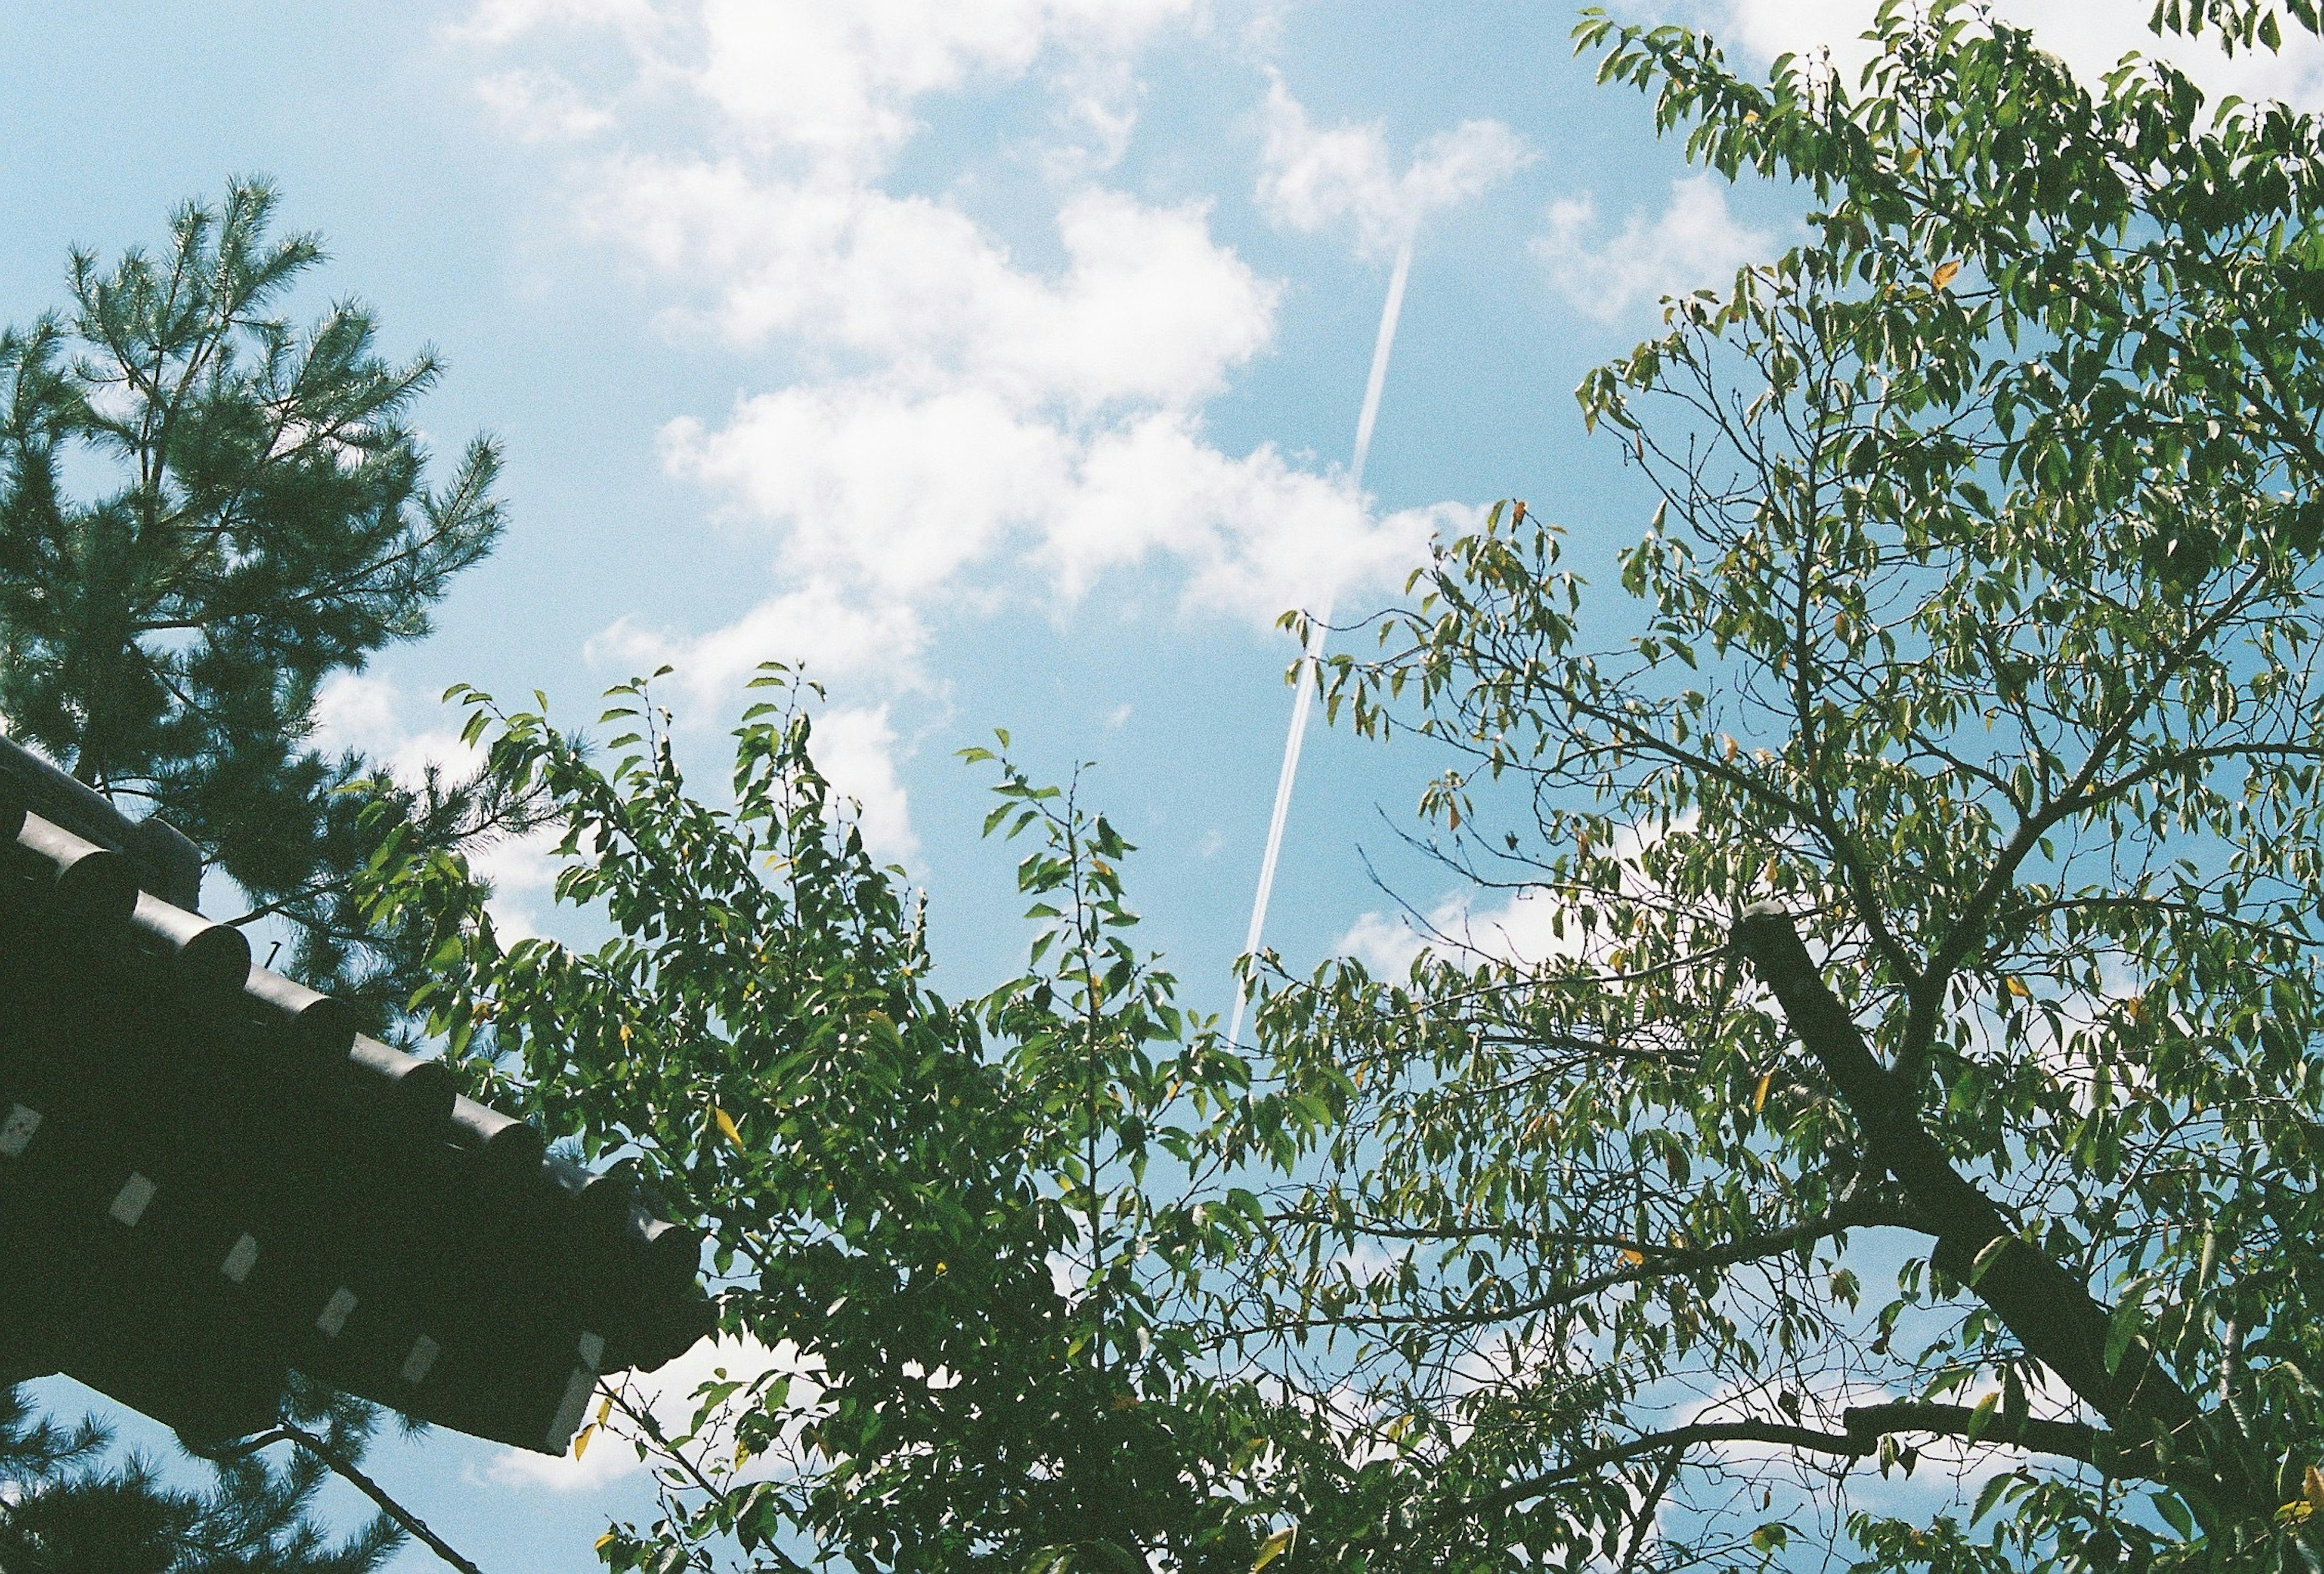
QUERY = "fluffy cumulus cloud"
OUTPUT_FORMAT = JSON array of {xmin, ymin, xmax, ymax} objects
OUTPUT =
[
  {"xmin": 689, "ymin": 0, "xmax": 1195, "ymax": 170},
  {"xmin": 310, "ymin": 671, "xmax": 496, "ymax": 788},
  {"xmin": 594, "ymin": 168, "xmax": 1279, "ymax": 401},
  {"xmin": 807, "ymin": 705, "xmax": 919, "ymax": 861},
  {"xmin": 1533, "ymin": 172, "xmax": 1779, "ymax": 321},
  {"xmin": 1255, "ymin": 73, "xmax": 1534, "ymax": 257},
  {"xmin": 453, "ymin": 0, "xmax": 1523, "ymax": 852},
  {"xmin": 659, "ymin": 392, "xmax": 1462, "ymax": 631}
]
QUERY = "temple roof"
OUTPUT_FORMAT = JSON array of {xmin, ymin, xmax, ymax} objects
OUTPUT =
[{"xmin": 0, "ymin": 737, "xmax": 712, "ymax": 1454}]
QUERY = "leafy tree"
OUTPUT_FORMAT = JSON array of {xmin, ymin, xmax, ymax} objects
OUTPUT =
[
  {"xmin": 369, "ymin": 675, "xmax": 1294, "ymax": 1572},
  {"xmin": 363, "ymin": 3, "xmax": 2324, "ymax": 1572},
  {"xmin": 1236, "ymin": 1, "xmax": 2324, "ymax": 1567},
  {"xmin": 0, "ymin": 183, "xmax": 509, "ymax": 1569}
]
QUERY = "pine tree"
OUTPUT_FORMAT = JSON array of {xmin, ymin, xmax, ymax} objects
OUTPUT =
[
  {"xmin": 0, "ymin": 181, "xmax": 511, "ymax": 1569},
  {"xmin": 0, "ymin": 1386, "xmax": 398, "ymax": 1573},
  {"xmin": 0, "ymin": 176, "xmax": 514, "ymax": 1022}
]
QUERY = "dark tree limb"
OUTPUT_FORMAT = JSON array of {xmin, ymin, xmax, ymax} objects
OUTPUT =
[
  {"xmin": 1728, "ymin": 905, "xmax": 2271, "ymax": 1531},
  {"xmin": 1613, "ymin": 1447, "xmax": 1683, "ymax": 1574},
  {"xmin": 235, "ymin": 1424, "xmax": 486, "ymax": 1574},
  {"xmin": 1439, "ymin": 1400, "xmax": 2141, "ymax": 1527}
]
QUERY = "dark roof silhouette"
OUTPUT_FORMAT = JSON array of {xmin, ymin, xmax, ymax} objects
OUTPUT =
[{"xmin": 0, "ymin": 736, "xmax": 713, "ymax": 1454}]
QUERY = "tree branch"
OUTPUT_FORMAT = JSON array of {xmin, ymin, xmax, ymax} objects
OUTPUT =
[
  {"xmin": 245, "ymin": 1424, "xmax": 486, "ymax": 1574},
  {"xmin": 1439, "ymin": 1396, "xmax": 2165, "ymax": 1532},
  {"xmin": 1729, "ymin": 904, "xmax": 2271, "ymax": 1531}
]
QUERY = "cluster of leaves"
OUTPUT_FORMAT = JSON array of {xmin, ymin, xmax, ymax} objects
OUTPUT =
[{"xmin": 363, "ymin": 672, "xmax": 1360, "ymax": 1573}]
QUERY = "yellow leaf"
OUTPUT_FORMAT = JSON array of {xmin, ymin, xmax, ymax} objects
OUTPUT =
[
  {"xmin": 1621, "ymin": 1247, "xmax": 1646, "ymax": 1266},
  {"xmin": 2004, "ymin": 976, "xmax": 2031, "ymax": 999},
  {"xmin": 596, "ymin": 1394, "xmax": 613, "ymax": 1428},
  {"xmin": 1753, "ymin": 1070, "xmax": 1774, "ymax": 1116},
  {"xmin": 2304, "ymin": 1463, "xmax": 2324, "ymax": 1510},
  {"xmin": 735, "ymin": 1441, "xmax": 753, "ymax": 1470},
  {"xmin": 1253, "ymin": 1526, "xmax": 1298, "ymax": 1573},
  {"xmin": 618, "ymin": 1022, "xmax": 631, "ymax": 1049},
  {"xmin": 1721, "ymin": 734, "xmax": 1739, "ymax": 762},
  {"xmin": 596, "ymin": 1532, "xmax": 619, "ymax": 1552},
  {"xmin": 715, "ymin": 1105, "xmax": 744, "ymax": 1148},
  {"xmin": 572, "ymin": 1423, "xmax": 596, "ymax": 1461},
  {"xmin": 1932, "ymin": 258, "xmax": 1963, "ymax": 289}
]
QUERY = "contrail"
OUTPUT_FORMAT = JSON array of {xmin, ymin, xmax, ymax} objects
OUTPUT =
[{"xmin": 1227, "ymin": 231, "xmax": 1415, "ymax": 1049}]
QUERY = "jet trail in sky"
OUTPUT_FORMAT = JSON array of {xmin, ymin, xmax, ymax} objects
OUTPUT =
[{"xmin": 1229, "ymin": 232, "xmax": 1414, "ymax": 1048}]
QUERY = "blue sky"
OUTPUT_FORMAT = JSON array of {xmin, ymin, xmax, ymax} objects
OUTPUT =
[{"xmin": 9, "ymin": 2, "xmax": 2324, "ymax": 1568}]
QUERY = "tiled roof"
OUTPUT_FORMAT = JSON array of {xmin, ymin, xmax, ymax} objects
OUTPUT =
[{"xmin": 0, "ymin": 739, "xmax": 713, "ymax": 1455}]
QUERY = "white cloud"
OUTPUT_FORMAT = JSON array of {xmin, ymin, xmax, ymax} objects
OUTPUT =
[
  {"xmin": 1533, "ymin": 173, "xmax": 1777, "ymax": 321},
  {"xmin": 1670, "ymin": 1, "xmax": 2324, "ymax": 110},
  {"xmin": 474, "ymin": 67, "xmax": 617, "ymax": 140},
  {"xmin": 456, "ymin": 1, "xmax": 1503, "ymax": 851},
  {"xmin": 598, "ymin": 170, "xmax": 1277, "ymax": 409},
  {"xmin": 589, "ymin": 581, "xmax": 931, "ymax": 700},
  {"xmin": 1338, "ymin": 907, "xmax": 1428, "ymax": 976},
  {"xmin": 663, "ymin": 384, "xmax": 1073, "ymax": 596},
  {"xmin": 811, "ymin": 705, "xmax": 918, "ymax": 861},
  {"xmin": 484, "ymin": 1334, "xmax": 812, "ymax": 1492},
  {"xmin": 311, "ymin": 672, "xmax": 482, "ymax": 788},
  {"xmin": 1046, "ymin": 54, "xmax": 1143, "ymax": 172},
  {"xmin": 1339, "ymin": 815, "xmax": 1700, "ymax": 975},
  {"xmin": 310, "ymin": 671, "xmax": 404, "ymax": 758},
  {"xmin": 451, "ymin": 0, "xmax": 664, "ymax": 47},
  {"xmin": 691, "ymin": 0, "xmax": 1195, "ymax": 171},
  {"xmin": 665, "ymin": 392, "xmax": 1450, "ymax": 637},
  {"xmin": 1339, "ymin": 886, "xmax": 1575, "ymax": 976},
  {"xmin": 1046, "ymin": 415, "xmax": 1457, "ymax": 622},
  {"xmin": 1256, "ymin": 74, "xmax": 1534, "ymax": 257}
]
